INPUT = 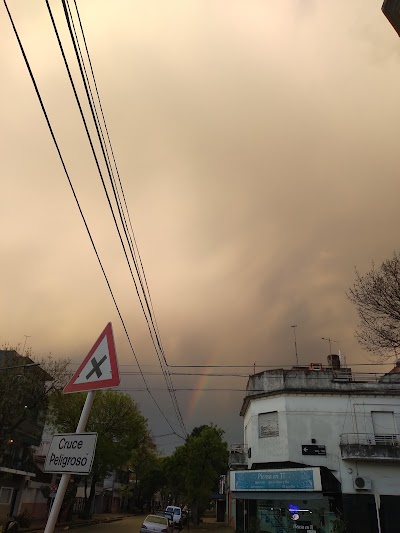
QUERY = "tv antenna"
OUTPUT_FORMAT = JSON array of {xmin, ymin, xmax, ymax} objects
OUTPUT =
[
  {"xmin": 291, "ymin": 325, "xmax": 299, "ymax": 365},
  {"xmin": 321, "ymin": 337, "xmax": 339, "ymax": 354},
  {"xmin": 22, "ymin": 335, "xmax": 31, "ymax": 356}
]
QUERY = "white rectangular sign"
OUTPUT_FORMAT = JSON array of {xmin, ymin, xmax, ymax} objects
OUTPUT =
[{"xmin": 44, "ymin": 433, "xmax": 98, "ymax": 475}]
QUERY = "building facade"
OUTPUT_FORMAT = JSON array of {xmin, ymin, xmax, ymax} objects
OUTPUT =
[
  {"xmin": 228, "ymin": 356, "xmax": 400, "ymax": 533},
  {"xmin": 0, "ymin": 351, "xmax": 53, "ymax": 526}
]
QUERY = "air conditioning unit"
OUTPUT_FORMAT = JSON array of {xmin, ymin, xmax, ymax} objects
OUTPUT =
[{"xmin": 354, "ymin": 476, "xmax": 372, "ymax": 491}]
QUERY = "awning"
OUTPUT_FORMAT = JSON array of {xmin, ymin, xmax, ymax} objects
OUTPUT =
[
  {"xmin": 232, "ymin": 491, "xmax": 323, "ymax": 500},
  {"xmin": 0, "ymin": 466, "xmax": 36, "ymax": 477}
]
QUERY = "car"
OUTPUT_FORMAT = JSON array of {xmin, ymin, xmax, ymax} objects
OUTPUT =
[
  {"xmin": 140, "ymin": 514, "xmax": 173, "ymax": 533},
  {"xmin": 165, "ymin": 506, "xmax": 183, "ymax": 529},
  {"xmin": 154, "ymin": 510, "xmax": 174, "ymax": 528}
]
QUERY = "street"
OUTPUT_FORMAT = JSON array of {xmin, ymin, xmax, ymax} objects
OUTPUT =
[
  {"xmin": 59, "ymin": 516, "xmax": 232, "ymax": 533},
  {"xmin": 77, "ymin": 516, "xmax": 142, "ymax": 531}
]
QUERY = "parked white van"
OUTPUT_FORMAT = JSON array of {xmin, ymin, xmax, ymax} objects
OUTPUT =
[{"xmin": 165, "ymin": 506, "xmax": 183, "ymax": 529}]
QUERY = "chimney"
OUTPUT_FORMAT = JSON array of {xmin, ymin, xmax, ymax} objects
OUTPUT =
[{"xmin": 328, "ymin": 354, "xmax": 341, "ymax": 370}]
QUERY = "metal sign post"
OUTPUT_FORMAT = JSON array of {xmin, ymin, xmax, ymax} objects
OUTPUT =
[
  {"xmin": 43, "ymin": 323, "xmax": 119, "ymax": 533},
  {"xmin": 44, "ymin": 390, "xmax": 95, "ymax": 533}
]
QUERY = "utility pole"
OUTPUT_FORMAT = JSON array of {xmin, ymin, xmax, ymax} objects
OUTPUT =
[{"xmin": 291, "ymin": 325, "xmax": 299, "ymax": 365}]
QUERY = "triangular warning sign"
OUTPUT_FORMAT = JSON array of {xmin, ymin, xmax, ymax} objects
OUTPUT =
[{"xmin": 64, "ymin": 323, "xmax": 120, "ymax": 394}]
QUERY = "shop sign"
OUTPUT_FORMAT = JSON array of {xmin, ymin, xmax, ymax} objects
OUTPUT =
[{"xmin": 233, "ymin": 468, "xmax": 321, "ymax": 491}]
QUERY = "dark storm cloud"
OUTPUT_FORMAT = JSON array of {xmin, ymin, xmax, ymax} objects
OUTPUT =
[{"xmin": 1, "ymin": 1, "xmax": 400, "ymax": 446}]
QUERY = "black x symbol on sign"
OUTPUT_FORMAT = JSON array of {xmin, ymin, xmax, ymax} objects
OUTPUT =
[{"xmin": 86, "ymin": 355, "xmax": 107, "ymax": 380}]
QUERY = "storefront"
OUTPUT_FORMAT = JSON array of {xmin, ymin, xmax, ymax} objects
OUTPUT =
[{"xmin": 228, "ymin": 468, "xmax": 340, "ymax": 533}]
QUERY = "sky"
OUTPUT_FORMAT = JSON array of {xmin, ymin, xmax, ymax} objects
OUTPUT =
[{"xmin": 1, "ymin": 0, "xmax": 400, "ymax": 453}]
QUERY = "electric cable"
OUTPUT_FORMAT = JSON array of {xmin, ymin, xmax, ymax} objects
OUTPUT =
[
  {"xmin": 56, "ymin": 0, "xmax": 186, "ymax": 436},
  {"xmin": 71, "ymin": 0, "xmax": 165, "ymax": 356},
  {"xmin": 4, "ymin": 0, "xmax": 183, "ymax": 440},
  {"xmin": 48, "ymin": 0, "xmax": 187, "ymax": 437}
]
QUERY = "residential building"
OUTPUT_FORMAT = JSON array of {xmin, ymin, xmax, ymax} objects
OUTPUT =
[
  {"xmin": 0, "ymin": 350, "xmax": 53, "ymax": 525},
  {"xmin": 228, "ymin": 355, "xmax": 400, "ymax": 533}
]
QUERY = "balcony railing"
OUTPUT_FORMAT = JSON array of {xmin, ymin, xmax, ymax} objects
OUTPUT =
[
  {"xmin": 340, "ymin": 433, "xmax": 400, "ymax": 461},
  {"xmin": 229, "ymin": 444, "xmax": 248, "ymax": 467},
  {"xmin": 341, "ymin": 433, "xmax": 399, "ymax": 446}
]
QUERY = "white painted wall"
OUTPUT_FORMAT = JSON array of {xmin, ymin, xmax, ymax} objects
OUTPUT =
[
  {"xmin": 244, "ymin": 396, "xmax": 289, "ymax": 463},
  {"xmin": 243, "ymin": 392, "xmax": 400, "ymax": 495}
]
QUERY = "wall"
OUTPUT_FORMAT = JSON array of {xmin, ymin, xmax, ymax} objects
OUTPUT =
[
  {"xmin": 244, "ymin": 391, "xmax": 400, "ymax": 496},
  {"xmin": 244, "ymin": 396, "xmax": 288, "ymax": 464},
  {"xmin": 0, "ymin": 476, "xmax": 25, "ymax": 527},
  {"xmin": 18, "ymin": 481, "xmax": 49, "ymax": 519}
]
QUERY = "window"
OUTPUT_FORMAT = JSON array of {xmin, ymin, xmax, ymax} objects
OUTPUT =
[
  {"xmin": 372, "ymin": 411, "xmax": 397, "ymax": 445},
  {"xmin": 259, "ymin": 411, "xmax": 279, "ymax": 438},
  {"xmin": 0, "ymin": 487, "xmax": 13, "ymax": 505}
]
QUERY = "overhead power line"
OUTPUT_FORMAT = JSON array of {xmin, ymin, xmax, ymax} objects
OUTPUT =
[
  {"xmin": 54, "ymin": 0, "xmax": 187, "ymax": 438},
  {"xmin": 3, "ymin": 0, "xmax": 184, "ymax": 441}
]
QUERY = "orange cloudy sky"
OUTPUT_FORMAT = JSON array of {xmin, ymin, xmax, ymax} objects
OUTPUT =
[{"xmin": 1, "ymin": 0, "xmax": 400, "ymax": 451}]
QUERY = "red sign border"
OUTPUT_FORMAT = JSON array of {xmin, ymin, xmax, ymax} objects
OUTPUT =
[{"xmin": 64, "ymin": 323, "xmax": 120, "ymax": 394}]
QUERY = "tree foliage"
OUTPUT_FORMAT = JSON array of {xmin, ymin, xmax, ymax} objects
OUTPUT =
[
  {"xmin": 165, "ymin": 424, "xmax": 228, "ymax": 523},
  {"xmin": 48, "ymin": 390, "xmax": 151, "ymax": 517},
  {"xmin": 128, "ymin": 440, "xmax": 166, "ymax": 511},
  {"xmin": 348, "ymin": 252, "xmax": 400, "ymax": 359},
  {"xmin": 0, "ymin": 350, "xmax": 70, "ymax": 461}
]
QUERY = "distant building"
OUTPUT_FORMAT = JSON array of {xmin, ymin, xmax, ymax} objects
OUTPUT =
[{"xmin": 228, "ymin": 355, "xmax": 400, "ymax": 533}]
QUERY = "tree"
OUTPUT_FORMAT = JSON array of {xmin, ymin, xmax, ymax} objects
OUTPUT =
[
  {"xmin": 48, "ymin": 390, "xmax": 151, "ymax": 518},
  {"xmin": 165, "ymin": 424, "xmax": 228, "ymax": 524},
  {"xmin": 0, "ymin": 350, "xmax": 70, "ymax": 463},
  {"xmin": 347, "ymin": 251, "xmax": 400, "ymax": 359},
  {"xmin": 127, "ymin": 440, "xmax": 166, "ymax": 512},
  {"xmin": 127, "ymin": 434, "xmax": 165, "ymax": 511}
]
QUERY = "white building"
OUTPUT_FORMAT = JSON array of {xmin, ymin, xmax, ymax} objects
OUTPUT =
[{"xmin": 228, "ymin": 355, "xmax": 400, "ymax": 533}]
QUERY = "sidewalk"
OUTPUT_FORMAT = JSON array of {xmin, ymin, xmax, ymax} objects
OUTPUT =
[
  {"xmin": 19, "ymin": 513, "xmax": 133, "ymax": 533},
  {"xmin": 185, "ymin": 516, "xmax": 234, "ymax": 532}
]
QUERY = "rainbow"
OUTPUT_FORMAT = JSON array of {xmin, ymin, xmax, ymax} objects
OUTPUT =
[{"xmin": 187, "ymin": 368, "xmax": 209, "ymax": 416}]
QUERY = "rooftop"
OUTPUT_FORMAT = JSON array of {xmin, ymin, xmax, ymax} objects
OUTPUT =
[
  {"xmin": 0, "ymin": 350, "xmax": 52, "ymax": 381},
  {"xmin": 240, "ymin": 356, "xmax": 400, "ymax": 416}
]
